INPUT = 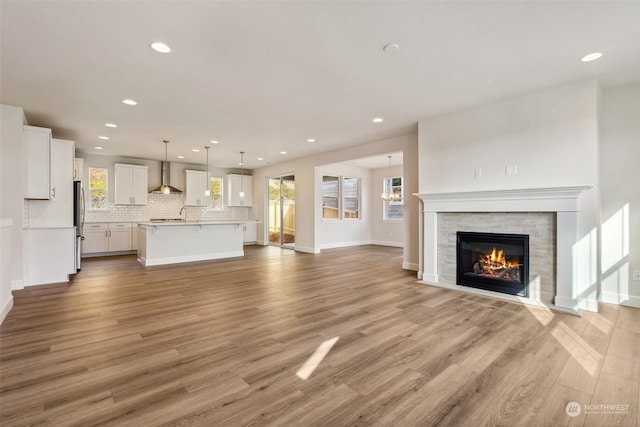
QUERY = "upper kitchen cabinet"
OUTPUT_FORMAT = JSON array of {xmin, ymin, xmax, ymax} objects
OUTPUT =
[
  {"xmin": 184, "ymin": 170, "xmax": 210, "ymax": 206},
  {"xmin": 227, "ymin": 174, "xmax": 252, "ymax": 207},
  {"xmin": 23, "ymin": 125, "xmax": 52, "ymax": 199},
  {"xmin": 74, "ymin": 157, "xmax": 84, "ymax": 181},
  {"xmin": 114, "ymin": 163, "xmax": 148, "ymax": 205},
  {"xmin": 27, "ymin": 138, "xmax": 75, "ymax": 228}
]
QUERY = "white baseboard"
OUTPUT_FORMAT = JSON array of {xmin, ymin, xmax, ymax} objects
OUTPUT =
[
  {"xmin": 371, "ymin": 240, "xmax": 403, "ymax": 248},
  {"xmin": 319, "ymin": 240, "xmax": 372, "ymax": 250},
  {"xmin": 422, "ymin": 273, "xmax": 438, "ymax": 283},
  {"xmin": 554, "ymin": 295, "xmax": 580, "ymax": 313},
  {"xmin": 0, "ymin": 295, "xmax": 13, "ymax": 325},
  {"xmin": 295, "ymin": 246, "xmax": 320, "ymax": 254},
  {"xmin": 402, "ymin": 262, "xmax": 419, "ymax": 271},
  {"xmin": 417, "ymin": 271, "xmax": 424, "ymax": 280},
  {"xmin": 11, "ymin": 279, "xmax": 24, "ymax": 291},
  {"xmin": 601, "ymin": 291, "xmax": 640, "ymax": 308}
]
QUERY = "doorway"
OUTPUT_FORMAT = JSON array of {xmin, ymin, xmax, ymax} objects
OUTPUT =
[{"xmin": 268, "ymin": 175, "xmax": 295, "ymax": 248}]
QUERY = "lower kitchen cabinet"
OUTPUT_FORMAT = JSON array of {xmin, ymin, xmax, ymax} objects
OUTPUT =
[
  {"xmin": 82, "ymin": 222, "xmax": 134, "ymax": 255},
  {"xmin": 24, "ymin": 227, "xmax": 75, "ymax": 286},
  {"xmin": 243, "ymin": 222, "xmax": 257, "ymax": 245}
]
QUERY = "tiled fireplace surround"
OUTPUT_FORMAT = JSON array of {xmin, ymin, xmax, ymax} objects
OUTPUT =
[{"xmin": 416, "ymin": 186, "xmax": 592, "ymax": 314}]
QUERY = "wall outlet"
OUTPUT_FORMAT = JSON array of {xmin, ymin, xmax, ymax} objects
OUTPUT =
[{"xmin": 633, "ymin": 270, "xmax": 640, "ymax": 281}]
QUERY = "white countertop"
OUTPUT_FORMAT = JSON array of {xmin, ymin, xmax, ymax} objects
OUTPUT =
[{"xmin": 138, "ymin": 220, "xmax": 258, "ymax": 227}]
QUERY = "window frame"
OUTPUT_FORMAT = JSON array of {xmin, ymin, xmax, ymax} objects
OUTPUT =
[
  {"xmin": 210, "ymin": 176, "xmax": 224, "ymax": 211},
  {"xmin": 383, "ymin": 176, "xmax": 404, "ymax": 221},
  {"xmin": 321, "ymin": 175, "xmax": 341, "ymax": 220},
  {"xmin": 342, "ymin": 177, "xmax": 361, "ymax": 221},
  {"xmin": 88, "ymin": 167, "xmax": 108, "ymax": 210}
]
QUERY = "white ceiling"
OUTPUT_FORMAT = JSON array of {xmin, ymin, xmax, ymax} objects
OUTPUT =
[{"xmin": 2, "ymin": 1, "xmax": 639, "ymax": 169}]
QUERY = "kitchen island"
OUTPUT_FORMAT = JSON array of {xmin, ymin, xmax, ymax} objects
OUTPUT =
[{"xmin": 137, "ymin": 221, "xmax": 247, "ymax": 266}]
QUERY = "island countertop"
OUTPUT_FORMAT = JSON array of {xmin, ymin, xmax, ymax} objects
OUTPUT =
[{"xmin": 137, "ymin": 220, "xmax": 255, "ymax": 227}]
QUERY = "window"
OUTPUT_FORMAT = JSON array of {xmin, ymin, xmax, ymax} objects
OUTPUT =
[
  {"xmin": 88, "ymin": 167, "xmax": 108, "ymax": 209},
  {"xmin": 322, "ymin": 176, "xmax": 340, "ymax": 219},
  {"xmin": 343, "ymin": 177, "xmax": 360, "ymax": 220},
  {"xmin": 383, "ymin": 176, "xmax": 404, "ymax": 221},
  {"xmin": 211, "ymin": 177, "xmax": 223, "ymax": 211}
]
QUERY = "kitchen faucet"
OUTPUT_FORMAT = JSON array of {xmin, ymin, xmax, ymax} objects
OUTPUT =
[{"xmin": 179, "ymin": 207, "xmax": 187, "ymax": 223}]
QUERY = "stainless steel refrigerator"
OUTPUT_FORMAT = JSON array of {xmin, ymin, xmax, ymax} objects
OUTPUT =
[{"xmin": 73, "ymin": 181, "xmax": 85, "ymax": 271}]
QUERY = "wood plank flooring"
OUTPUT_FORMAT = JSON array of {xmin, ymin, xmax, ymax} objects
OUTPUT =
[{"xmin": 1, "ymin": 245, "xmax": 639, "ymax": 426}]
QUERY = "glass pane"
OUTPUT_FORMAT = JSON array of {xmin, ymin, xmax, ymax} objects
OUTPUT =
[
  {"xmin": 211, "ymin": 178, "xmax": 223, "ymax": 211},
  {"xmin": 91, "ymin": 189, "xmax": 106, "ymax": 209},
  {"xmin": 343, "ymin": 177, "xmax": 359, "ymax": 219},
  {"xmin": 268, "ymin": 178, "xmax": 282, "ymax": 245},
  {"xmin": 282, "ymin": 175, "xmax": 295, "ymax": 246},
  {"xmin": 322, "ymin": 176, "xmax": 339, "ymax": 219}
]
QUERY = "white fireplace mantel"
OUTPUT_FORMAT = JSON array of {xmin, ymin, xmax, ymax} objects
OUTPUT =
[
  {"xmin": 415, "ymin": 185, "xmax": 593, "ymax": 213},
  {"xmin": 414, "ymin": 185, "xmax": 595, "ymax": 314}
]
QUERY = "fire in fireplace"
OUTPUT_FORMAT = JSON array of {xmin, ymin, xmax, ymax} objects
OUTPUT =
[{"xmin": 456, "ymin": 231, "xmax": 529, "ymax": 297}]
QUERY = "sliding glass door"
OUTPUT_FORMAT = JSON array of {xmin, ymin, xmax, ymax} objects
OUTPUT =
[{"xmin": 268, "ymin": 175, "xmax": 295, "ymax": 248}]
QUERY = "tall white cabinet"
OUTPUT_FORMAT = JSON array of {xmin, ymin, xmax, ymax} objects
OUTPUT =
[
  {"xmin": 114, "ymin": 164, "xmax": 148, "ymax": 205},
  {"xmin": 184, "ymin": 170, "xmax": 210, "ymax": 206},
  {"xmin": 23, "ymin": 125, "xmax": 52, "ymax": 199},
  {"xmin": 227, "ymin": 174, "xmax": 252, "ymax": 207},
  {"xmin": 23, "ymin": 134, "xmax": 76, "ymax": 286}
]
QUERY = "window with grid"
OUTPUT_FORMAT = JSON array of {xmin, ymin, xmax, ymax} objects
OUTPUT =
[
  {"xmin": 88, "ymin": 167, "xmax": 107, "ymax": 209},
  {"xmin": 343, "ymin": 177, "xmax": 360, "ymax": 220},
  {"xmin": 211, "ymin": 177, "xmax": 223, "ymax": 211},
  {"xmin": 322, "ymin": 176, "xmax": 340, "ymax": 219},
  {"xmin": 383, "ymin": 176, "xmax": 404, "ymax": 220}
]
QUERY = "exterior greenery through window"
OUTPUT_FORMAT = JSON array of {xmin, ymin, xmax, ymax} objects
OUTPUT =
[
  {"xmin": 383, "ymin": 176, "xmax": 404, "ymax": 220},
  {"xmin": 210, "ymin": 177, "xmax": 223, "ymax": 211},
  {"xmin": 322, "ymin": 176, "xmax": 340, "ymax": 219},
  {"xmin": 343, "ymin": 177, "xmax": 360, "ymax": 219},
  {"xmin": 88, "ymin": 167, "xmax": 107, "ymax": 209}
]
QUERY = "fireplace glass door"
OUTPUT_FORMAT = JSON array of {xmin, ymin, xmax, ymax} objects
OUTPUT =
[{"xmin": 456, "ymin": 232, "xmax": 529, "ymax": 297}]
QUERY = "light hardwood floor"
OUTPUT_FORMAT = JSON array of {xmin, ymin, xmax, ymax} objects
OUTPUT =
[{"xmin": 1, "ymin": 245, "xmax": 638, "ymax": 426}]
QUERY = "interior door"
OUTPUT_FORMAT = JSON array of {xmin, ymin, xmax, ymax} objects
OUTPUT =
[{"xmin": 268, "ymin": 175, "xmax": 295, "ymax": 247}]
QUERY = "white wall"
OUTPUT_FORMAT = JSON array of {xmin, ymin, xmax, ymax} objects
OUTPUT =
[
  {"xmin": 252, "ymin": 132, "xmax": 419, "ymax": 269},
  {"xmin": 370, "ymin": 165, "xmax": 404, "ymax": 247},
  {"xmin": 316, "ymin": 163, "xmax": 371, "ymax": 249},
  {"xmin": 418, "ymin": 79, "xmax": 600, "ymax": 310},
  {"xmin": 599, "ymin": 83, "xmax": 640, "ymax": 307},
  {"xmin": 1, "ymin": 105, "xmax": 25, "ymax": 312}
]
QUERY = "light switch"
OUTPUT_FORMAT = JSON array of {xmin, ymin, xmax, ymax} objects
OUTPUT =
[
  {"xmin": 505, "ymin": 165, "xmax": 518, "ymax": 175},
  {"xmin": 633, "ymin": 270, "xmax": 640, "ymax": 281},
  {"xmin": 474, "ymin": 169, "xmax": 482, "ymax": 178}
]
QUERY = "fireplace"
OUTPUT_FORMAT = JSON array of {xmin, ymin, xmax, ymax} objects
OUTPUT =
[{"xmin": 456, "ymin": 231, "xmax": 529, "ymax": 297}]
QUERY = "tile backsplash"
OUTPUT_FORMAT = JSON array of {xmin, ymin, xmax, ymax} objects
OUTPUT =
[{"xmin": 84, "ymin": 193, "xmax": 251, "ymax": 223}]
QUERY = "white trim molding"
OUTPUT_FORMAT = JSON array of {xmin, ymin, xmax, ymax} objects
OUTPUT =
[{"xmin": 415, "ymin": 185, "xmax": 595, "ymax": 314}]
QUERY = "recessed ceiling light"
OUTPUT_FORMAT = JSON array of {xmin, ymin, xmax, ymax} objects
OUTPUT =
[
  {"xmin": 257, "ymin": 157, "xmax": 264, "ymax": 161},
  {"xmin": 580, "ymin": 52, "xmax": 602, "ymax": 62},
  {"xmin": 210, "ymin": 140, "xmax": 219, "ymax": 144},
  {"xmin": 93, "ymin": 146, "xmax": 104, "ymax": 150},
  {"xmin": 151, "ymin": 42, "xmax": 171, "ymax": 53},
  {"xmin": 122, "ymin": 99, "xmax": 137, "ymax": 106},
  {"xmin": 105, "ymin": 123, "xmax": 118, "ymax": 128},
  {"xmin": 383, "ymin": 43, "xmax": 400, "ymax": 53},
  {"xmin": 192, "ymin": 149, "xmax": 200, "ymax": 152},
  {"xmin": 280, "ymin": 151, "xmax": 287, "ymax": 155},
  {"xmin": 98, "ymin": 136, "xmax": 109, "ymax": 140},
  {"xmin": 307, "ymin": 138, "xmax": 316, "ymax": 143},
  {"xmin": 177, "ymin": 155, "xmax": 185, "ymax": 159},
  {"xmin": 372, "ymin": 117, "xmax": 384, "ymax": 123}
]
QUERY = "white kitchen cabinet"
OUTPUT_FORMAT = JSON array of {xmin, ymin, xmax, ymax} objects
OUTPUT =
[
  {"xmin": 74, "ymin": 157, "xmax": 84, "ymax": 181},
  {"xmin": 27, "ymin": 138, "xmax": 75, "ymax": 228},
  {"xmin": 114, "ymin": 163, "xmax": 148, "ymax": 205},
  {"xmin": 243, "ymin": 222, "xmax": 257, "ymax": 244},
  {"xmin": 82, "ymin": 222, "xmax": 134, "ymax": 255},
  {"xmin": 23, "ymin": 125, "xmax": 52, "ymax": 199},
  {"xmin": 108, "ymin": 223, "xmax": 133, "ymax": 252},
  {"xmin": 227, "ymin": 174, "xmax": 252, "ymax": 207},
  {"xmin": 24, "ymin": 228, "xmax": 75, "ymax": 286},
  {"xmin": 83, "ymin": 223, "xmax": 109, "ymax": 254},
  {"xmin": 184, "ymin": 170, "xmax": 210, "ymax": 206}
]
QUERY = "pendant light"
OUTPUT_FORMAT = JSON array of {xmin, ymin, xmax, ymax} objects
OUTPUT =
[
  {"xmin": 239, "ymin": 151, "xmax": 245, "ymax": 198},
  {"xmin": 162, "ymin": 140, "xmax": 170, "ymax": 194},
  {"xmin": 381, "ymin": 155, "xmax": 402, "ymax": 201},
  {"xmin": 204, "ymin": 146, "xmax": 211, "ymax": 196}
]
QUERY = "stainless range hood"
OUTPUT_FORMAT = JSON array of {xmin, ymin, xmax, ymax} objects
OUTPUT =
[
  {"xmin": 150, "ymin": 161, "xmax": 182, "ymax": 194},
  {"xmin": 150, "ymin": 140, "xmax": 182, "ymax": 194}
]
